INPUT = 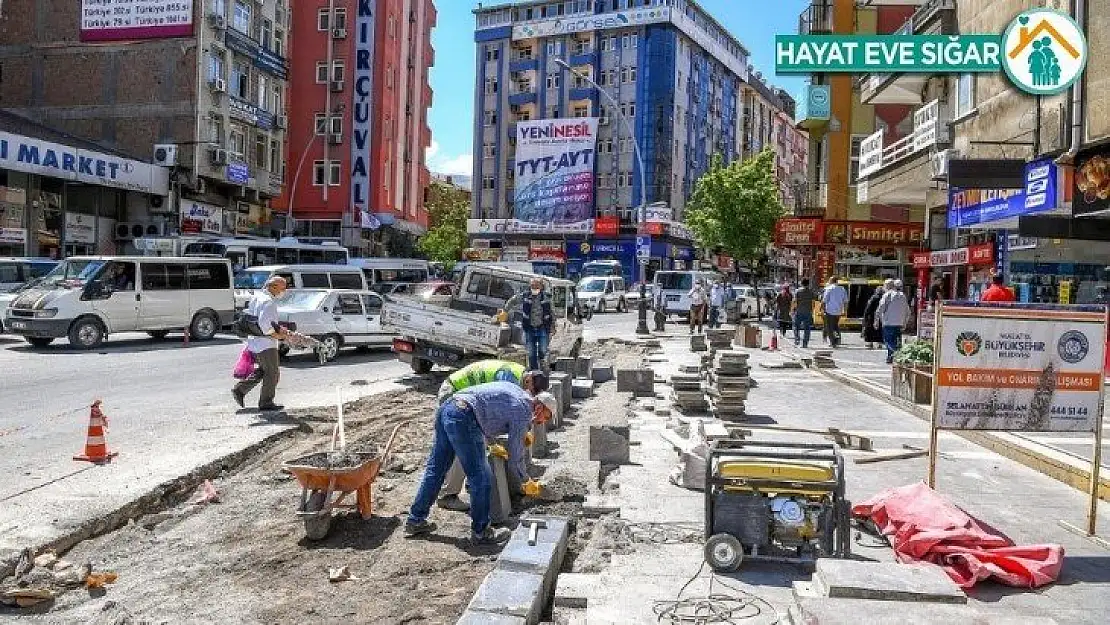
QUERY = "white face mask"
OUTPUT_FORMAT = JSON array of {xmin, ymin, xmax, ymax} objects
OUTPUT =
[{"xmin": 531, "ymin": 289, "xmax": 541, "ymax": 296}]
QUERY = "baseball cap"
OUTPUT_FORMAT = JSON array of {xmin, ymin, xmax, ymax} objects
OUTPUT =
[
  {"xmin": 525, "ymin": 370, "xmax": 550, "ymax": 393},
  {"xmin": 535, "ymin": 392, "xmax": 558, "ymax": 418}
]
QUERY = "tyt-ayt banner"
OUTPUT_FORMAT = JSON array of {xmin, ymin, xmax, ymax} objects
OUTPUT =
[{"xmin": 512, "ymin": 118, "xmax": 598, "ymax": 234}]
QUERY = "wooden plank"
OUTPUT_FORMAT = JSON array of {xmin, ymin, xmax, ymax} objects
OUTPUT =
[{"xmin": 854, "ymin": 449, "xmax": 929, "ymax": 465}]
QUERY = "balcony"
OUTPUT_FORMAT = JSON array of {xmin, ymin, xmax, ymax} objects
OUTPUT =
[
  {"xmin": 798, "ymin": 3, "xmax": 832, "ymax": 35},
  {"xmin": 860, "ymin": 1, "xmax": 957, "ymax": 105},
  {"xmin": 569, "ymin": 86, "xmax": 598, "ymax": 101},
  {"xmin": 857, "ymin": 99, "xmax": 952, "ymax": 204},
  {"xmin": 509, "ymin": 57, "xmax": 538, "ymax": 72},
  {"xmin": 509, "ymin": 85, "xmax": 537, "ymax": 106},
  {"xmin": 793, "ymin": 182, "xmax": 827, "ymax": 218},
  {"xmin": 569, "ymin": 51, "xmax": 597, "ymax": 67}
]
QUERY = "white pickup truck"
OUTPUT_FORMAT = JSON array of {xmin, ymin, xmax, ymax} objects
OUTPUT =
[{"xmin": 381, "ymin": 265, "xmax": 584, "ymax": 373}]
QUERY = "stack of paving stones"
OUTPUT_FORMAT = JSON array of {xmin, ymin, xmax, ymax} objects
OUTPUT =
[
  {"xmin": 670, "ymin": 372, "xmax": 710, "ymax": 413},
  {"xmin": 706, "ymin": 328, "xmax": 733, "ymax": 350},
  {"xmin": 707, "ymin": 350, "xmax": 751, "ymax": 420},
  {"xmin": 813, "ymin": 349, "xmax": 836, "ymax": 369},
  {"xmin": 690, "ymin": 333, "xmax": 708, "ymax": 352}
]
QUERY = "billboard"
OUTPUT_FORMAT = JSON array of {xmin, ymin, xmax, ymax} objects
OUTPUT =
[
  {"xmin": 80, "ymin": 0, "xmax": 194, "ymax": 42},
  {"xmin": 513, "ymin": 7, "xmax": 670, "ymax": 40},
  {"xmin": 350, "ymin": 0, "xmax": 377, "ymax": 223},
  {"xmin": 512, "ymin": 118, "xmax": 598, "ymax": 234}
]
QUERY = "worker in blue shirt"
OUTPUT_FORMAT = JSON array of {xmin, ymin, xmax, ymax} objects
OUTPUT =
[{"xmin": 405, "ymin": 380, "xmax": 558, "ymax": 544}]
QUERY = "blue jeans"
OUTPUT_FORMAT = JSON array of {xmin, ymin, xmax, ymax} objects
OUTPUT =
[
  {"xmin": 408, "ymin": 400, "xmax": 493, "ymax": 536},
  {"xmin": 524, "ymin": 327, "xmax": 549, "ymax": 371},
  {"xmin": 882, "ymin": 325, "xmax": 903, "ymax": 363},
  {"xmin": 793, "ymin": 313, "xmax": 813, "ymax": 347}
]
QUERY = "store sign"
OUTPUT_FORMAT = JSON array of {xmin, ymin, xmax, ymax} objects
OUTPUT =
[
  {"xmin": 947, "ymin": 160, "xmax": 1058, "ymax": 227},
  {"xmin": 529, "ymin": 240, "xmax": 565, "ymax": 261},
  {"xmin": 223, "ymin": 27, "xmax": 289, "ymax": 80},
  {"xmin": 350, "ymin": 0, "xmax": 376, "ymax": 223},
  {"xmin": 467, "ymin": 218, "xmax": 594, "ymax": 235},
  {"xmin": 858, "ymin": 130, "xmax": 884, "ymax": 178},
  {"xmin": 775, "ymin": 218, "xmax": 821, "ymax": 246},
  {"xmin": 1022, "ymin": 158, "xmax": 1058, "ymax": 213},
  {"xmin": 229, "ymin": 97, "xmax": 275, "ymax": 130},
  {"xmin": 825, "ymin": 221, "xmax": 924, "ymax": 247},
  {"xmin": 594, "ymin": 215, "xmax": 619, "ymax": 237},
  {"xmin": 512, "ymin": 7, "xmax": 671, "ymax": 40},
  {"xmin": 181, "ymin": 200, "xmax": 224, "ymax": 234},
  {"xmin": 643, "ymin": 204, "xmax": 674, "ymax": 222},
  {"xmin": 0, "ymin": 131, "xmax": 169, "ymax": 195},
  {"xmin": 929, "ymin": 247, "xmax": 969, "ymax": 267},
  {"xmin": 968, "ymin": 242, "xmax": 994, "ymax": 265},
  {"xmin": 80, "ymin": 0, "xmax": 193, "ymax": 42},
  {"xmin": 64, "ymin": 212, "xmax": 96, "ymax": 244},
  {"xmin": 815, "ymin": 249, "xmax": 836, "ymax": 284},
  {"xmin": 463, "ymin": 248, "xmax": 502, "ymax": 261},
  {"xmin": 226, "ymin": 162, "xmax": 249, "ymax": 185},
  {"xmin": 1073, "ymin": 147, "xmax": 1110, "ymax": 217},
  {"xmin": 673, "ymin": 246, "xmax": 694, "ymax": 261},
  {"xmin": 912, "ymin": 251, "xmax": 931, "ymax": 269},
  {"xmin": 0, "ymin": 227, "xmax": 26, "ymax": 244},
  {"xmin": 935, "ymin": 303, "xmax": 1106, "ymax": 432},
  {"xmin": 1007, "ymin": 234, "xmax": 1038, "ymax": 251},
  {"xmin": 134, "ymin": 237, "xmax": 176, "ymax": 253},
  {"xmin": 502, "ymin": 245, "xmax": 530, "ymax": 262}
]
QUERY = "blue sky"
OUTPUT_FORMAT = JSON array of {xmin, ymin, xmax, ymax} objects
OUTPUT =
[{"xmin": 425, "ymin": 0, "xmax": 810, "ymax": 176}]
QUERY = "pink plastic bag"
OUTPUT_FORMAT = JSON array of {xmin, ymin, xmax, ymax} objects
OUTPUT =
[{"xmin": 232, "ymin": 348, "xmax": 255, "ymax": 379}]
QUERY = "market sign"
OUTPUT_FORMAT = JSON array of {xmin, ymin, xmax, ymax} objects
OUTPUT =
[
  {"xmin": 181, "ymin": 200, "xmax": 224, "ymax": 234},
  {"xmin": 223, "ymin": 27, "xmax": 289, "ymax": 80},
  {"xmin": 0, "ymin": 228, "xmax": 26, "ymax": 244},
  {"xmin": 934, "ymin": 303, "xmax": 1106, "ymax": 432},
  {"xmin": 0, "ymin": 131, "xmax": 169, "ymax": 195},
  {"xmin": 229, "ymin": 97, "xmax": 275, "ymax": 131},
  {"xmin": 924, "ymin": 243, "xmax": 994, "ymax": 268},
  {"xmin": 947, "ymin": 158, "xmax": 1059, "ymax": 227},
  {"xmin": 64, "ymin": 213, "xmax": 96, "ymax": 244},
  {"xmin": 80, "ymin": 0, "xmax": 194, "ymax": 42}
]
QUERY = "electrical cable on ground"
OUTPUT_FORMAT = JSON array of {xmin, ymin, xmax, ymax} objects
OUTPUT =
[
  {"xmin": 652, "ymin": 560, "xmax": 781, "ymax": 625},
  {"xmin": 622, "ymin": 521, "xmax": 704, "ymax": 545}
]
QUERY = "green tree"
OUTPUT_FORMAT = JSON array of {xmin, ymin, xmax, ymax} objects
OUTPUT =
[
  {"xmin": 417, "ymin": 180, "xmax": 470, "ymax": 268},
  {"xmin": 685, "ymin": 149, "xmax": 785, "ymax": 317}
]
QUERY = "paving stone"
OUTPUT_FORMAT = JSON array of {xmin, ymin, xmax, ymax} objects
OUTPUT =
[
  {"xmin": 488, "ymin": 455, "xmax": 512, "ymax": 525},
  {"xmin": 465, "ymin": 568, "xmax": 545, "ymax": 622},
  {"xmin": 547, "ymin": 380, "xmax": 565, "ymax": 430},
  {"xmin": 549, "ymin": 373, "xmax": 573, "ymax": 412},
  {"xmin": 531, "ymin": 421, "xmax": 548, "ymax": 459},
  {"xmin": 498, "ymin": 516, "xmax": 570, "ymax": 574},
  {"xmin": 575, "ymin": 356, "xmax": 593, "ymax": 379},
  {"xmin": 554, "ymin": 573, "xmax": 600, "ymax": 608},
  {"xmin": 616, "ymin": 368, "xmax": 655, "ymax": 396},
  {"xmin": 591, "ymin": 365, "xmax": 614, "ymax": 383},
  {"xmin": 582, "ymin": 494, "xmax": 621, "ymax": 516},
  {"xmin": 554, "ymin": 357, "xmax": 577, "ymax": 374},
  {"xmin": 788, "ymin": 596, "xmax": 1056, "ymax": 625},
  {"xmin": 589, "ymin": 425, "xmax": 631, "ymax": 464},
  {"xmin": 813, "ymin": 560, "xmax": 966, "ymax": 604},
  {"xmin": 571, "ymin": 379, "xmax": 595, "ymax": 399},
  {"xmin": 456, "ymin": 610, "xmax": 528, "ymax": 625}
]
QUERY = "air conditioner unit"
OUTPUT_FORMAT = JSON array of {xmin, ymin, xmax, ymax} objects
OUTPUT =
[
  {"xmin": 115, "ymin": 222, "xmax": 136, "ymax": 241},
  {"xmin": 145, "ymin": 223, "xmax": 166, "ymax": 237},
  {"xmin": 237, "ymin": 201, "xmax": 251, "ymax": 213},
  {"xmin": 276, "ymin": 115, "xmax": 288, "ymax": 129},
  {"xmin": 332, "ymin": 28, "xmax": 347, "ymax": 39},
  {"xmin": 330, "ymin": 80, "xmax": 344, "ymax": 92},
  {"xmin": 209, "ymin": 147, "xmax": 229, "ymax": 165},
  {"xmin": 208, "ymin": 13, "xmax": 227, "ymax": 29},
  {"xmin": 328, "ymin": 134, "xmax": 342, "ymax": 145},
  {"xmin": 153, "ymin": 144, "xmax": 179, "ymax": 166},
  {"xmin": 209, "ymin": 78, "xmax": 227, "ymax": 93},
  {"xmin": 130, "ymin": 223, "xmax": 146, "ymax": 239}
]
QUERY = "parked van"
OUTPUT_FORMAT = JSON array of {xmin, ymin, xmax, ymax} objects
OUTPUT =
[
  {"xmin": 4, "ymin": 256, "xmax": 234, "ymax": 349},
  {"xmin": 652, "ymin": 270, "xmax": 721, "ymax": 316},
  {"xmin": 233, "ymin": 264, "xmax": 368, "ymax": 308},
  {"xmin": 0, "ymin": 258, "xmax": 58, "ymax": 293},
  {"xmin": 348, "ymin": 258, "xmax": 430, "ymax": 294},
  {"xmin": 576, "ymin": 276, "xmax": 628, "ymax": 313}
]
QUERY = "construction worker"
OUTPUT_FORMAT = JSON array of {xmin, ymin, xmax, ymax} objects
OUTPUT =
[
  {"xmin": 405, "ymin": 381, "xmax": 558, "ymax": 544},
  {"xmin": 436, "ymin": 362, "xmax": 550, "ymax": 512}
]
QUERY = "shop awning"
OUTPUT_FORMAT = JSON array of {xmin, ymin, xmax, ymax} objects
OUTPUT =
[{"xmin": 1017, "ymin": 215, "xmax": 1110, "ymax": 242}]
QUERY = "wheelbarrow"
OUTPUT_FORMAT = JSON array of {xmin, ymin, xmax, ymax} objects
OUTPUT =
[{"xmin": 282, "ymin": 421, "xmax": 406, "ymax": 540}]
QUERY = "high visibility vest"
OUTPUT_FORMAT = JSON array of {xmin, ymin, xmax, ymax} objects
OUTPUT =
[{"xmin": 448, "ymin": 360, "xmax": 525, "ymax": 391}]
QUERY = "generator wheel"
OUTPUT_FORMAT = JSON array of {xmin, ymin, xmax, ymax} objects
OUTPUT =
[
  {"xmin": 705, "ymin": 533, "xmax": 744, "ymax": 572},
  {"xmin": 835, "ymin": 498, "xmax": 853, "ymax": 558}
]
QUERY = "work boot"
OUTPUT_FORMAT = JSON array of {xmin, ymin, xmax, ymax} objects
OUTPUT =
[
  {"xmin": 258, "ymin": 403, "xmax": 285, "ymax": 412},
  {"xmin": 231, "ymin": 390, "xmax": 245, "ymax": 408},
  {"xmin": 471, "ymin": 526, "xmax": 511, "ymax": 545},
  {"xmin": 436, "ymin": 494, "xmax": 470, "ymax": 512},
  {"xmin": 403, "ymin": 520, "xmax": 436, "ymax": 537}
]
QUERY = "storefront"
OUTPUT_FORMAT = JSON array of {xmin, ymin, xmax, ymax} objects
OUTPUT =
[
  {"xmin": 775, "ymin": 218, "xmax": 925, "ymax": 285},
  {"xmin": 0, "ymin": 123, "xmax": 169, "ymax": 259},
  {"xmin": 913, "ymin": 242, "xmax": 996, "ymax": 306}
]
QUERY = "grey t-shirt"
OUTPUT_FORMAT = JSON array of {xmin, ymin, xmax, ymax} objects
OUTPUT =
[{"xmin": 794, "ymin": 287, "xmax": 816, "ymax": 314}]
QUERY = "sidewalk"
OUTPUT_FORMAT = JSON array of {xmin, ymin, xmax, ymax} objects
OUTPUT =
[{"xmin": 567, "ymin": 329, "xmax": 1110, "ymax": 624}]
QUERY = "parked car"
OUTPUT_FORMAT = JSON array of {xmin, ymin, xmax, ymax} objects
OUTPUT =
[
  {"xmin": 276, "ymin": 289, "xmax": 393, "ymax": 361},
  {"xmin": 577, "ymin": 276, "xmax": 628, "ymax": 313},
  {"xmin": 410, "ymin": 281, "xmax": 457, "ymax": 306},
  {"xmin": 233, "ymin": 264, "xmax": 368, "ymax": 309}
]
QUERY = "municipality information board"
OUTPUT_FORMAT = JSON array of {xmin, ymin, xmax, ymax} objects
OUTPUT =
[
  {"xmin": 935, "ymin": 303, "xmax": 1107, "ymax": 432},
  {"xmin": 511, "ymin": 118, "xmax": 597, "ymax": 234}
]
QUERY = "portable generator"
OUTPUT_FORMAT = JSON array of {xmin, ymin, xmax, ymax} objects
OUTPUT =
[{"xmin": 703, "ymin": 440, "xmax": 851, "ymax": 572}]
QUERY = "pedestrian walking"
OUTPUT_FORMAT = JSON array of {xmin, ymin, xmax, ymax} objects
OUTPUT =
[
  {"xmin": 821, "ymin": 277, "xmax": 848, "ymax": 348},
  {"xmin": 876, "ymin": 279, "xmax": 911, "ymax": 364},
  {"xmin": 708, "ymin": 280, "xmax": 727, "ymax": 329},
  {"xmin": 405, "ymin": 381, "xmax": 557, "ymax": 544},
  {"xmin": 792, "ymin": 279, "xmax": 816, "ymax": 348},
  {"xmin": 688, "ymin": 279, "xmax": 708, "ymax": 334},
  {"xmin": 504, "ymin": 278, "xmax": 554, "ymax": 371},
  {"xmin": 652, "ymin": 286, "xmax": 667, "ymax": 332},
  {"xmin": 232, "ymin": 276, "xmax": 289, "ymax": 411},
  {"xmin": 775, "ymin": 285, "xmax": 793, "ymax": 335},
  {"xmin": 980, "ymin": 275, "xmax": 1017, "ymax": 302},
  {"xmin": 862, "ymin": 283, "xmax": 885, "ymax": 350}
]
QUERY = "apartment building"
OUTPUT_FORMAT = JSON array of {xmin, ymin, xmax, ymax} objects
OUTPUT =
[
  {"xmin": 0, "ymin": 0, "xmax": 292, "ymax": 245},
  {"xmin": 470, "ymin": 0, "xmax": 794, "ymax": 280},
  {"xmin": 275, "ymin": 0, "xmax": 436, "ymax": 257}
]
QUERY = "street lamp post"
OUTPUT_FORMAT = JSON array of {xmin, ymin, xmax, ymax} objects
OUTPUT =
[
  {"xmin": 554, "ymin": 58, "xmax": 648, "ymax": 280},
  {"xmin": 285, "ymin": 104, "xmax": 345, "ymax": 238}
]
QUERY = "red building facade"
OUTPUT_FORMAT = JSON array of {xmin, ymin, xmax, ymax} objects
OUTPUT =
[{"xmin": 276, "ymin": 0, "xmax": 435, "ymax": 256}]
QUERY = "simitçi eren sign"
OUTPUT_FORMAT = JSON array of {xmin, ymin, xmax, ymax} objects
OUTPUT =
[{"xmin": 776, "ymin": 219, "xmax": 924, "ymax": 247}]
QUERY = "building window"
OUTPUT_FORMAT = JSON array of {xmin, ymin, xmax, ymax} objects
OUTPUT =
[
  {"xmin": 315, "ymin": 62, "xmax": 329, "ymax": 84},
  {"xmin": 315, "ymin": 114, "xmax": 342, "ymax": 135},
  {"xmin": 485, "ymin": 77, "xmax": 498, "ymax": 94},
  {"xmin": 261, "ymin": 18, "xmax": 273, "ymax": 50},
  {"xmin": 547, "ymin": 105, "xmax": 560, "ymax": 118},
  {"xmin": 383, "ymin": 159, "xmax": 391, "ymax": 191},
  {"xmin": 269, "ymin": 140, "xmax": 280, "ymax": 175},
  {"xmin": 333, "ymin": 8, "xmax": 347, "ymax": 30},
  {"xmin": 621, "ymin": 138, "xmax": 633, "ymax": 153},
  {"xmin": 601, "ymin": 35, "xmax": 615, "ymax": 52},
  {"xmin": 483, "ymin": 143, "xmax": 495, "ymax": 159},
  {"xmin": 484, "ymin": 111, "xmax": 497, "ymax": 126},
  {"xmin": 546, "ymin": 72, "xmax": 560, "ymax": 89},
  {"xmin": 256, "ymin": 74, "xmax": 267, "ymax": 107},
  {"xmin": 271, "ymin": 84, "xmax": 282, "ymax": 115},
  {"xmin": 629, "ymin": 33, "xmax": 638, "ymax": 48},
  {"xmin": 232, "ymin": 61, "xmax": 249, "ymax": 98},
  {"xmin": 207, "ymin": 52, "xmax": 225, "ymax": 82},
  {"xmin": 255, "ymin": 133, "xmax": 267, "ymax": 168},
  {"xmin": 331, "ymin": 60, "xmax": 345, "ymax": 82},
  {"xmin": 206, "ymin": 116, "xmax": 223, "ymax": 144},
  {"xmin": 228, "ymin": 126, "xmax": 246, "ymax": 160},
  {"xmin": 572, "ymin": 104, "xmax": 589, "ymax": 118},
  {"xmin": 317, "ymin": 8, "xmax": 330, "ymax": 30},
  {"xmin": 232, "ymin": 0, "xmax": 251, "ymax": 33},
  {"xmin": 313, "ymin": 161, "xmax": 341, "ymax": 186},
  {"xmin": 599, "ymin": 138, "xmax": 613, "ymax": 154},
  {"xmin": 482, "ymin": 175, "xmax": 495, "ymax": 190},
  {"xmin": 620, "ymin": 67, "xmax": 636, "ymax": 83},
  {"xmin": 546, "ymin": 41, "xmax": 562, "ymax": 56},
  {"xmin": 955, "ymin": 74, "xmax": 976, "ymax": 118},
  {"xmin": 388, "ymin": 14, "xmax": 397, "ymax": 38},
  {"xmin": 274, "ymin": 29, "xmax": 285, "ymax": 56},
  {"xmin": 850, "ymin": 134, "xmax": 866, "ymax": 183},
  {"xmin": 485, "ymin": 46, "xmax": 499, "ymax": 62},
  {"xmin": 574, "ymin": 40, "xmax": 589, "ymax": 55},
  {"xmin": 211, "ymin": 0, "xmax": 226, "ymax": 18},
  {"xmin": 620, "ymin": 102, "xmax": 635, "ymax": 118}
]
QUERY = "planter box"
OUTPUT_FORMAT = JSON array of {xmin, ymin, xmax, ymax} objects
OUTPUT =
[{"xmin": 891, "ymin": 363, "xmax": 933, "ymax": 405}]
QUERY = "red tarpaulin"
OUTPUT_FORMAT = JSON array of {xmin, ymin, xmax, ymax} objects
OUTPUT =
[{"xmin": 852, "ymin": 482, "xmax": 1064, "ymax": 588}]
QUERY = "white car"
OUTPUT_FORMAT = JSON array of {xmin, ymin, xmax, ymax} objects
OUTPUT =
[
  {"xmin": 576, "ymin": 276, "xmax": 628, "ymax": 313},
  {"xmin": 276, "ymin": 289, "xmax": 394, "ymax": 361}
]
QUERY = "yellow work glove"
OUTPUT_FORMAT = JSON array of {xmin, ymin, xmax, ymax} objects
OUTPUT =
[
  {"xmin": 522, "ymin": 479, "xmax": 543, "ymax": 498},
  {"xmin": 488, "ymin": 443, "xmax": 509, "ymax": 460},
  {"xmin": 524, "ymin": 432, "xmax": 535, "ymax": 447}
]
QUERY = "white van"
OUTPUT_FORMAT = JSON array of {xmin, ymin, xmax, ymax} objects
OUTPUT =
[
  {"xmin": 576, "ymin": 276, "xmax": 628, "ymax": 313},
  {"xmin": 0, "ymin": 258, "xmax": 58, "ymax": 293},
  {"xmin": 653, "ymin": 270, "xmax": 721, "ymax": 317},
  {"xmin": 4, "ymin": 256, "xmax": 235, "ymax": 349},
  {"xmin": 233, "ymin": 264, "xmax": 368, "ymax": 308},
  {"xmin": 348, "ymin": 258, "xmax": 430, "ymax": 294}
]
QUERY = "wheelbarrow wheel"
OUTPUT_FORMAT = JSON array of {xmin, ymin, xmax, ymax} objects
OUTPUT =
[
  {"xmin": 705, "ymin": 533, "xmax": 744, "ymax": 573},
  {"xmin": 303, "ymin": 490, "xmax": 333, "ymax": 541}
]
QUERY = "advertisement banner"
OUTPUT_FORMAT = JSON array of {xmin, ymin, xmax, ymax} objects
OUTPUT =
[
  {"xmin": 529, "ymin": 240, "xmax": 565, "ymax": 261},
  {"xmin": 947, "ymin": 158, "xmax": 1059, "ymax": 227},
  {"xmin": 935, "ymin": 303, "xmax": 1107, "ymax": 432},
  {"xmin": 80, "ymin": 0, "xmax": 194, "ymax": 42},
  {"xmin": 0, "ymin": 228, "xmax": 26, "ymax": 244},
  {"xmin": 1073, "ymin": 147, "xmax": 1110, "ymax": 217},
  {"xmin": 64, "ymin": 213, "xmax": 96, "ymax": 244},
  {"xmin": 775, "ymin": 218, "xmax": 821, "ymax": 246},
  {"xmin": 594, "ymin": 215, "xmax": 619, "ymax": 237},
  {"xmin": 512, "ymin": 118, "xmax": 598, "ymax": 234},
  {"xmin": 350, "ymin": 0, "xmax": 376, "ymax": 222}
]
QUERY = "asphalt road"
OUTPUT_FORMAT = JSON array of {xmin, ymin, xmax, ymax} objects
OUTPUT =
[{"xmin": 0, "ymin": 308, "xmax": 636, "ymax": 551}]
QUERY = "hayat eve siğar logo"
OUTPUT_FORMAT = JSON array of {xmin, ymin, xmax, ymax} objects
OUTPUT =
[
  {"xmin": 955, "ymin": 331, "xmax": 983, "ymax": 357},
  {"xmin": 1001, "ymin": 9, "xmax": 1087, "ymax": 96}
]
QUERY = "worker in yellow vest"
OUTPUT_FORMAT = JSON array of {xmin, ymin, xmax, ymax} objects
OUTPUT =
[{"xmin": 436, "ymin": 360, "xmax": 551, "ymax": 512}]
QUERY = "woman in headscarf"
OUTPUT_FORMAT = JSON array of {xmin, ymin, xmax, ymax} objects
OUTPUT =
[
  {"xmin": 862, "ymin": 280, "xmax": 889, "ymax": 350},
  {"xmin": 775, "ymin": 284, "xmax": 793, "ymax": 335}
]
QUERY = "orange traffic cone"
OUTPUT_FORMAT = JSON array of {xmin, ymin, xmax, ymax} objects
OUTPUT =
[
  {"xmin": 74, "ymin": 401, "xmax": 118, "ymax": 464},
  {"xmin": 769, "ymin": 330, "xmax": 780, "ymax": 351}
]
